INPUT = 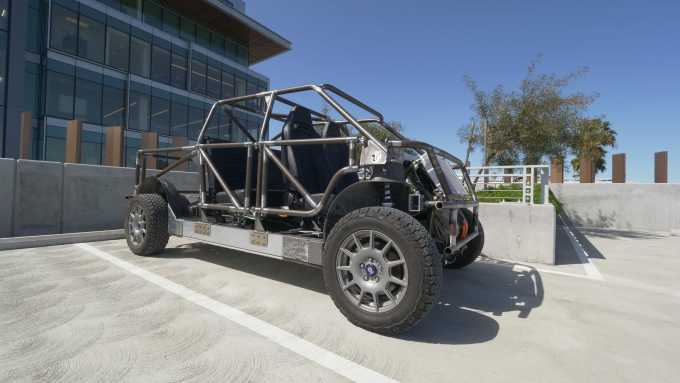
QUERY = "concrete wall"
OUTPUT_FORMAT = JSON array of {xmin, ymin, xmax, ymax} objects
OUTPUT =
[
  {"xmin": 672, "ymin": 186, "xmax": 680, "ymax": 235},
  {"xmin": 550, "ymin": 183, "xmax": 680, "ymax": 234},
  {"xmin": 478, "ymin": 203, "xmax": 556, "ymax": 264},
  {"xmin": 62, "ymin": 164, "xmax": 136, "ymax": 233},
  {"xmin": 0, "ymin": 158, "xmax": 16, "ymax": 237},
  {"xmin": 13, "ymin": 160, "xmax": 64, "ymax": 236},
  {"xmin": 0, "ymin": 158, "xmax": 197, "ymax": 238}
]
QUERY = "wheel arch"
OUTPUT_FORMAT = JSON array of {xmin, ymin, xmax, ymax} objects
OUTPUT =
[
  {"xmin": 136, "ymin": 176, "xmax": 191, "ymax": 218},
  {"xmin": 323, "ymin": 180, "xmax": 410, "ymax": 238}
]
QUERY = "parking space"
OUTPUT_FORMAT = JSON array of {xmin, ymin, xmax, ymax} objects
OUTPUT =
[{"xmin": 1, "ymin": 230, "xmax": 679, "ymax": 382}]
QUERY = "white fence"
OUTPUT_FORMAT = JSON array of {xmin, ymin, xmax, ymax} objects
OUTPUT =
[{"xmin": 466, "ymin": 165, "xmax": 550, "ymax": 204}]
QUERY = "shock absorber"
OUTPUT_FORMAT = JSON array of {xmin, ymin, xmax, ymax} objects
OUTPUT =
[{"xmin": 382, "ymin": 183, "xmax": 394, "ymax": 208}]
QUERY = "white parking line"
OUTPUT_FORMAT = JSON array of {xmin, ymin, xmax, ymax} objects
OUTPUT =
[
  {"xmin": 561, "ymin": 226, "xmax": 605, "ymax": 281},
  {"xmin": 75, "ymin": 243, "xmax": 398, "ymax": 383}
]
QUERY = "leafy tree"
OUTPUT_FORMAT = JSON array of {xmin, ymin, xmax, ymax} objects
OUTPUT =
[
  {"xmin": 570, "ymin": 117, "xmax": 617, "ymax": 180},
  {"xmin": 457, "ymin": 120, "xmax": 482, "ymax": 166},
  {"xmin": 460, "ymin": 58, "xmax": 596, "ymax": 167}
]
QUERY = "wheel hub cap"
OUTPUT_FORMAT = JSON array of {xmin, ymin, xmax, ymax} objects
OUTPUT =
[
  {"xmin": 128, "ymin": 206, "xmax": 147, "ymax": 246},
  {"xmin": 335, "ymin": 230, "xmax": 409, "ymax": 313}
]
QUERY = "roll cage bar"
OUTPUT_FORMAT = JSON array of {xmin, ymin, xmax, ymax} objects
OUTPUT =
[{"xmin": 134, "ymin": 84, "xmax": 477, "ymax": 221}]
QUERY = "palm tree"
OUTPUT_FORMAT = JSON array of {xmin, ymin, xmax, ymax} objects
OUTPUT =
[{"xmin": 570, "ymin": 118, "xmax": 616, "ymax": 181}]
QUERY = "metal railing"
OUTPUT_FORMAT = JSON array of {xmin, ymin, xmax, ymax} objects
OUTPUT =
[{"xmin": 466, "ymin": 165, "xmax": 550, "ymax": 204}]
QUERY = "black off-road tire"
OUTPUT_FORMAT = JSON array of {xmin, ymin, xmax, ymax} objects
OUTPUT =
[
  {"xmin": 323, "ymin": 207, "xmax": 442, "ymax": 335},
  {"xmin": 444, "ymin": 220, "xmax": 484, "ymax": 270},
  {"xmin": 125, "ymin": 194, "xmax": 169, "ymax": 256}
]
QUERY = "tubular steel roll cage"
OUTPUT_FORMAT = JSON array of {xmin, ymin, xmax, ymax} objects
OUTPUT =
[{"xmin": 133, "ymin": 84, "xmax": 479, "ymax": 223}]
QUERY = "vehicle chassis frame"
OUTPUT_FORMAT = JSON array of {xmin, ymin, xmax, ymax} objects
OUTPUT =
[{"xmin": 132, "ymin": 84, "xmax": 479, "ymax": 265}]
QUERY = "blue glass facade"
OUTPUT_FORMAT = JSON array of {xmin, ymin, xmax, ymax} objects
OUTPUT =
[{"xmin": 0, "ymin": 0, "xmax": 288, "ymax": 165}]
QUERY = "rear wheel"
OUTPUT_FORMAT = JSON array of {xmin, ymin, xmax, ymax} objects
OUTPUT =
[
  {"xmin": 125, "ymin": 194, "xmax": 169, "ymax": 256},
  {"xmin": 444, "ymin": 215, "xmax": 484, "ymax": 270},
  {"xmin": 323, "ymin": 207, "xmax": 442, "ymax": 334}
]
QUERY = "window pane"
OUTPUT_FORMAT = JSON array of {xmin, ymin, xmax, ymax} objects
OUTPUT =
[
  {"xmin": 225, "ymin": 39, "xmax": 237, "ymax": 61},
  {"xmin": 103, "ymin": 85, "xmax": 126, "ymax": 127},
  {"xmin": 236, "ymin": 44, "xmax": 248, "ymax": 66},
  {"xmin": 45, "ymin": 125, "xmax": 66, "ymax": 162},
  {"xmin": 163, "ymin": 9, "xmax": 180, "ymax": 37},
  {"xmin": 235, "ymin": 76, "xmax": 246, "ymax": 97},
  {"xmin": 246, "ymin": 80, "xmax": 258, "ymax": 109},
  {"xmin": 142, "ymin": 0, "xmax": 162, "ymax": 29},
  {"xmin": 206, "ymin": 65, "xmax": 220, "ymax": 98},
  {"xmin": 121, "ymin": 0, "xmax": 140, "ymax": 18},
  {"xmin": 188, "ymin": 106, "xmax": 204, "ymax": 139},
  {"xmin": 129, "ymin": 91, "xmax": 150, "ymax": 131},
  {"xmin": 171, "ymin": 99, "xmax": 188, "ymax": 137},
  {"xmin": 24, "ymin": 63, "xmax": 42, "ymax": 115},
  {"xmin": 150, "ymin": 91, "xmax": 170, "ymax": 135},
  {"xmin": 180, "ymin": 18, "xmax": 195, "ymax": 42},
  {"xmin": 190, "ymin": 58, "xmax": 206, "ymax": 93},
  {"xmin": 0, "ymin": 0, "xmax": 8, "ymax": 31},
  {"xmin": 46, "ymin": 70, "xmax": 74, "ymax": 119},
  {"xmin": 75, "ymin": 78, "xmax": 102, "ymax": 124},
  {"xmin": 81, "ymin": 129, "xmax": 103, "ymax": 165},
  {"xmin": 27, "ymin": 2, "xmax": 44, "ymax": 53},
  {"xmin": 50, "ymin": 5, "xmax": 78, "ymax": 54},
  {"xmin": 151, "ymin": 45, "xmax": 170, "ymax": 84},
  {"xmin": 106, "ymin": 27, "xmax": 129, "ymax": 71},
  {"xmin": 125, "ymin": 133, "xmax": 142, "ymax": 167},
  {"xmin": 221, "ymin": 70, "xmax": 234, "ymax": 99},
  {"xmin": 0, "ymin": 31, "xmax": 6, "ymax": 106},
  {"xmin": 32, "ymin": 121, "xmax": 44, "ymax": 161},
  {"xmin": 130, "ymin": 36, "xmax": 151, "ymax": 77},
  {"xmin": 218, "ymin": 107, "xmax": 232, "ymax": 140},
  {"xmin": 211, "ymin": 34, "xmax": 225, "ymax": 55},
  {"xmin": 78, "ymin": 15, "xmax": 105, "ymax": 63},
  {"xmin": 171, "ymin": 51, "xmax": 187, "ymax": 89},
  {"xmin": 196, "ymin": 25, "xmax": 210, "ymax": 48}
]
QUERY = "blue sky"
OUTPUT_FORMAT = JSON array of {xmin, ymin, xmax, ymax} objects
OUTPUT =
[{"xmin": 250, "ymin": 0, "xmax": 680, "ymax": 182}]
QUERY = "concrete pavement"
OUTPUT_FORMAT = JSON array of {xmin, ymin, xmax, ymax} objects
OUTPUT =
[{"xmin": 1, "ymin": 230, "xmax": 679, "ymax": 382}]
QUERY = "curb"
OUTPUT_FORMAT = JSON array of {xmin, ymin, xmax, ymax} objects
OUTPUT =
[{"xmin": 0, "ymin": 230, "xmax": 125, "ymax": 251}]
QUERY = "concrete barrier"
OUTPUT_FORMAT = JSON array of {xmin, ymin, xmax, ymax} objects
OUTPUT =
[
  {"xmin": 0, "ymin": 158, "xmax": 198, "ymax": 238},
  {"xmin": 62, "ymin": 164, "xmax": 136, "ymax": 233},
  {"xmin": 13, "ymin": 160, "xmax": 64, "ymax": 236},
  {"xmin": 550, "ymin": 183, "xmax": 679, "ymax": 233},
  {"xmin": 478, "ymin": 203, "xmax": 556, "ymax": 264},
  {"xmin": 0, "ymin": 158, "xmax": 16, "ymax": 237}
]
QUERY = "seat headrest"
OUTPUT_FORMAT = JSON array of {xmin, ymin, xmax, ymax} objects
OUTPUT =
[
  {"xmin": 322, "ymin": 122, "xmax": 349, "ymax": 138},
  {"xmin": 285, "ymin": 106, "xmax": 313, "ymax": 130}
]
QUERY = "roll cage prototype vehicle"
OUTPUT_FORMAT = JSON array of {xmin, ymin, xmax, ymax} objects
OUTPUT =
[{"xmin": 126, "ymin": 84, "xmax": 483, "ymax": 334}]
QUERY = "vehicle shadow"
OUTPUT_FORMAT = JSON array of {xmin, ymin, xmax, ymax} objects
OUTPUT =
[
  {"xmin": 155, "ymin": 243, "xmax": 543, "ymax": 346},
  {"xmin": 402, "ymin": 256, "xmax": 544, "ymax": 344}
]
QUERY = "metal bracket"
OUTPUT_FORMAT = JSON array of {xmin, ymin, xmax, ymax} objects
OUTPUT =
[{"xmin": 360, "ymin": 140, "xmax": 387, "ymax": 165}]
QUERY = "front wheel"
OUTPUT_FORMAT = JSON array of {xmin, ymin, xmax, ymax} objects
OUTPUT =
[{"xmin": 323, "ymin": 207, "xmax": 442, "ymax": 334}]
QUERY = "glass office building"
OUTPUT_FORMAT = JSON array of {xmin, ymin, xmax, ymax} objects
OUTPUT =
[{"xmin": 0, "ymin": 0, "xmax": 290, "ymax": 165}]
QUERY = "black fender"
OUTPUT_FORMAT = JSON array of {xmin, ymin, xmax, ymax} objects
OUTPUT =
[
  {"xmin": 136, "ymin": 176, "xmax": 191, "ymax": 218},
  {"xmin": 322, "ymin": 180, "xmax": 410, "ymax": 238}
]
